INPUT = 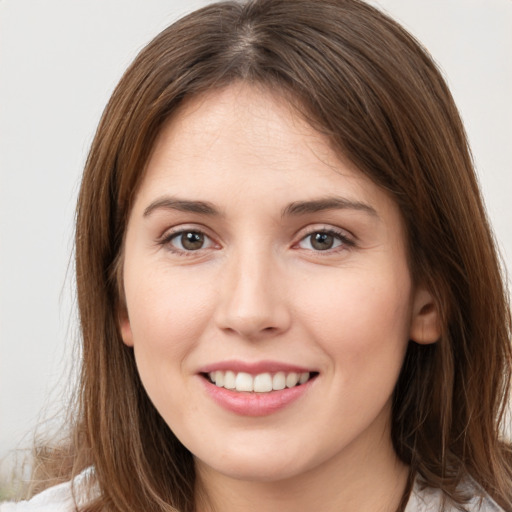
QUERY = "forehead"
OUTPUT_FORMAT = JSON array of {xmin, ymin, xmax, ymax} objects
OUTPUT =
[
  {"xmin": 134, "ymin": 83, "xmax": 400, "ymax": 226},
  {"xmin": 145, "ymin": 85, "xmax": 360, "ymax": 189},
  {"xmin": 153, "ymin": 84, "xmax": 337, "ymax": 168}
]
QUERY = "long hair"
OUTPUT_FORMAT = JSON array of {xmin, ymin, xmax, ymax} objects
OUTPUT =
[{"xmin": 49, "ymin": 0, "xmax": 512, "ymax": 510}]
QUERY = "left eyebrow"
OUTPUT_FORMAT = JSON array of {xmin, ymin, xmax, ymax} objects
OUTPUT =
[{"xmin": 282, "ymin": 196, "xmax": 379, "ymax": 219}]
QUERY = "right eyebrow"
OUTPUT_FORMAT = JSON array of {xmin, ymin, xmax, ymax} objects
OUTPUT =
[{"xmin": 143, "ymin": 197, "xmax": 221, "ymax": 217}]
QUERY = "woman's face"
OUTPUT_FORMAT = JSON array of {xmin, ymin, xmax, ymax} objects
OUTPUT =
[{"xmin": 120, "ymin": 84, "xmax": 435, "ymax": 484}]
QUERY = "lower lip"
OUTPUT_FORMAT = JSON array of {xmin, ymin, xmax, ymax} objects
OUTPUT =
[{"xmin": 200, "ymin": 376, "xmax": 315, "ymax": 417}]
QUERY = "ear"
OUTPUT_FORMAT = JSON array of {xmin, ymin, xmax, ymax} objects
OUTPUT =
[
  {"xmin": 409, "ymin": 287, "xmax": 441, "ymax": 345},
  {"xmin": 118, "ymin": 308, "xmax": 134, "ymax": 347}
]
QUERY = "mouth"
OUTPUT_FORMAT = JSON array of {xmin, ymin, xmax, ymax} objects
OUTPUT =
[{"xmin": 202, "ymin": 370, "xmax": 319, "ymax": 393}]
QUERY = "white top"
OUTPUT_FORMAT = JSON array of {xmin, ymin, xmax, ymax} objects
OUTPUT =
[
  {"xmin": 405, "ymin": 478, "xmax": 504, "ymax": 511},
  {"xmin": 0, "ymin": 471, "xmax": 505, "ymax": 511},
  {"xmin": 0, "ymin": 469, "xmax": 93, "ymax": 512}
]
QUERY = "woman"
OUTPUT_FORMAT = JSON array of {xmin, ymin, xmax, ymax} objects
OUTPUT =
[{"xmin": 2, "ymin": 0, "xmax": 511, "ymax": 511}]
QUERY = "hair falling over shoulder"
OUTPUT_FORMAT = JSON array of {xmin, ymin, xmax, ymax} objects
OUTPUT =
[{"xmin": 30, "ymin": 1, "xmax": 512, "ymax": 511}]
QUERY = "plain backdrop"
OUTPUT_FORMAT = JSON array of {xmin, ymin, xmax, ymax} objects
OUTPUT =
[{"xmin": 1, "ymin": 0, "xmax": 511, "ymax": 463}]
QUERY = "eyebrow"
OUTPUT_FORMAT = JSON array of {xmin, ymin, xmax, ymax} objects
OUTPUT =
[
  {"xmin": 143, "ymin": 197, "xmax": 221, "ymax": 217},
  {"xmin": 143, "ymin": 195, "xmax": 378, "ymax": 219},
  {"xmin": 282, "ymin": 197, "xmax": 379, "ymax": 218}
]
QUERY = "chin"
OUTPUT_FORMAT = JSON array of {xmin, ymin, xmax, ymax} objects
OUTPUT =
[{"xmin": 195, "ymin": 448, "xmax": 312, "ymax": 483}]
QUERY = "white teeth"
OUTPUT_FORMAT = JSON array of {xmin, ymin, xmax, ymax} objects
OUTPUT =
[
  {"xmin": 235, "ymin": 372, "xmax": 253, "ymax": 392},
  {"xmin": 224, "ymin": 370, "xmax": 236, "ymax": 390},
  {"xmin": 254, "ymin": 373, "xmax": 273, "ymax": 393},
  {"xmin": 214, "ymin": 371, "xmax": 224, "ymax": 387},
  {"xmin": 272, "ymin": 371, "xmax": 286, "ymax": 391},
  {"xmin": 208, "ymin": 370, "xmax": 312, "ymax": 393},
  {"xmin": 286, "ymin": 372, "xmax": 299, "ymax": 388}
]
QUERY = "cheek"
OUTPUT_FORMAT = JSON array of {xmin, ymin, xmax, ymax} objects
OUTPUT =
[
  {"xmin": 123, "ymin": 264, "xmax": 215, "ymax": 372},
  {"xmin": 123, "ymin": 265, "xmax": 219, "ymax": 423},
  {"xmin": 296, "ymin": 270, "xmax": 412, "ymax": 369}
]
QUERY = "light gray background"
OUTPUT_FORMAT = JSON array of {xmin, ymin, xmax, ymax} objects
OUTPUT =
[{"xmin": 1, "ymin": 0, "xmax": 511, "ymax": 461}]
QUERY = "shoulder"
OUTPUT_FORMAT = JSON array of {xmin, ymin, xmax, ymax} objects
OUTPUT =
[
  {"xmin": 0, "ymin": 481, "xmax": 76, "ymax": 512},
  {"xmin": 405, "ymin": 476, "xmax": 506, "ymax": 512},
  {"xmin": 0, "ymin": 468, "xmax": 95, "ymax": 512}
]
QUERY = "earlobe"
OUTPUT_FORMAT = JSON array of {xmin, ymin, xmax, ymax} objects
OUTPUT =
[
  {"xmin": 409, "ymin": 288, "xmax": 441, "ymax": 345},
  {"xmin": 119, "ymin": 309, "xmax": 134, "ymax": 347}
]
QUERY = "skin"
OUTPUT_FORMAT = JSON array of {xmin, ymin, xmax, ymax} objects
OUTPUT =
[{"xmin": 120, "ymin": 83, "xmax": 440, "ymax": 512}]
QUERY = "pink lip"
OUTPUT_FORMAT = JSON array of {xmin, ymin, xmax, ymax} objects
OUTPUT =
[
  {"xmin": 199, "ymin": 360, "xmax": 313, "ymax": 375},
  {"xmin": 198, "ymin": 360, "xmax": 317, "ymax": 417}
]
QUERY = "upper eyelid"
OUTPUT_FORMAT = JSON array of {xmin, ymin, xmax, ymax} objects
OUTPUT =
[
  {"xmin": 158, "ymin": 228, "xmax": 219, "ymax": 256},
  {"xmin": 293, "ymin": 225, "xmax": 356, "ymax": 251},
  {"xmin": 294, "ymin": 224, "xmax": 355, "ymax": 241},
  {"xmin": 156, "ymin": 223, "xmax": 355, "ymax": 247},
  {"xmin": 158, "ymin": 223, "xmax": 216, "ymax": 240},
  {"xmin": 156, "ymin": 226, "xmax": 216, "ymax": 249}
]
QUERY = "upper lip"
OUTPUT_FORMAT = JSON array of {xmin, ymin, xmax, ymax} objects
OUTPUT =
[{"xmin": 198, "ymin": 360, "xmax": 316, "ymax": 375}]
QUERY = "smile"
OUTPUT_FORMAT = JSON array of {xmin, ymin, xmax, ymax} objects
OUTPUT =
[{"xmin": 207, "ymin": 370, "xmax": 314, "ymax": 393}]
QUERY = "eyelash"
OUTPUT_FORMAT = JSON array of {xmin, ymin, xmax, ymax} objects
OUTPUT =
[
  {"xmin": 157, "ymin": 226, "xmax": 355, "ymax": 256},
  {"xmin": 158, "ymin": 227, "xmax": 217, "ymax": 256},
  {"xmin": 295, "ymin": 227, "xmax": 355, "ymax": 254}
]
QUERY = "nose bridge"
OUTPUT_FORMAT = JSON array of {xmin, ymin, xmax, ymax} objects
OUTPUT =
[{"xmin": 215, "ymin": 241, "xmax": 289, "ymax": 338}]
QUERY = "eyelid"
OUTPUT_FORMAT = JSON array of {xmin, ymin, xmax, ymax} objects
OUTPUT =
[
  {"xmin": 155, "ymin": 223, "xmax": 355, "ymax": 256},
  {"xmin": 157, "ymin": 224, "xmax": 220, "ymax": 254},
  {"xmin": 293, "ymin": 225, "xmax": 356, "ymax": 253}
]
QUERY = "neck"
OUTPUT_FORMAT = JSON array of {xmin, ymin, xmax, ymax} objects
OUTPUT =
[{"xmin": 194, "ymin": 429, "xmax": 410, "ymax": 512}]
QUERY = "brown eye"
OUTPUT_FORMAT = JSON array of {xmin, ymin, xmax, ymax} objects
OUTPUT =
[
  {"xmin": 310, "ymin": 232, "xmax": 335, "ymax": 251},
  {"xmin": 168, "ymin": 230, "xmax": 213, "ymax": 252},
  {"xmin": 297, "ymin": 230, "xmax": 349, "ymax": 252},
  {"xmin": 181, "ymin": 232, "xmax": 204, "ymax": 250}
]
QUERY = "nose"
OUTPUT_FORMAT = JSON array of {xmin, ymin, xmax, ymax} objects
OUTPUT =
[{"xmin": 214, "ymin": 247, "xmax": 291, "ymax": 340}]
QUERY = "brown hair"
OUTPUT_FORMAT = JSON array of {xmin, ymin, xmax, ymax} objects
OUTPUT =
[{"xmin": 44, "ymin": 0, "xmax": 512, "ymax": 510}]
